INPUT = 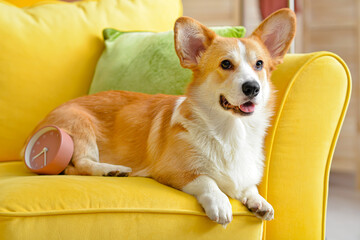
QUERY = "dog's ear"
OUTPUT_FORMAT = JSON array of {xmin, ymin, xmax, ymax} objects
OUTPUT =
[
  {"xmin": 251, "ymin": 8, "xmax": 296, "ymax": 64},
  {"xmin": 174, "ymin": 17, "xmax": 216, "ymax": 69}
]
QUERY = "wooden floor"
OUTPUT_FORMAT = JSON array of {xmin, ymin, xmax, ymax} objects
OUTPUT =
[{"xmin": 326, "ymin": 172, "xmax": 360, "ymax": 240}]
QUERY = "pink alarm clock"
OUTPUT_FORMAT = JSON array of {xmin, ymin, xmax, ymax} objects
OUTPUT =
[{"xmin": 24, "ymin": 125, "xmax": 74, "ymax": 175}]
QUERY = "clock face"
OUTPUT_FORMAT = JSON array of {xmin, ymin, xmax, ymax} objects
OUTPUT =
[
  {"xmin": 25, "ymin": 125, "xmax": 73, "ymax": 174},
  {"xmin": 28, "ymin": 129, "xmax": 61, "ymax": 170}
]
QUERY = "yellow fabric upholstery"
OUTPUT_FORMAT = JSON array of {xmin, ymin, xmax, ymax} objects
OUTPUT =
[
  {"xmin": 259, "ymin": 52, "xmax": 351, "ymax": 240},
  {"xmin": 0, "ymin": 161, "xmax": 263, "ymax": 239},
  {"xmin": 0, "ymin": 0, "xmax": 182, "ymax": 161},
  {"xmin": 2, "ymin": 0, "xmax": 61, "ymax": 7}
]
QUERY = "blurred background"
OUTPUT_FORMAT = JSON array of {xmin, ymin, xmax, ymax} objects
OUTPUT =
[{"xmin": 182, "ymin": 0, "xmax": 360, "ymax": 239}]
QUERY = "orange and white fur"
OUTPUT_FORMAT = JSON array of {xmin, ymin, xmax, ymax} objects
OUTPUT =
[{"xmin": 28, "ymin": 9, "xmax": 296, "ymax": 225}]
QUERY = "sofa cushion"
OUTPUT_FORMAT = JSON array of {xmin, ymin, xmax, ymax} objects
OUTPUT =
[
  {"xmin": 0, "ymin": 161, "xmax": 263, "ymax": 239},
  {"xmin": 89, "ymin": 27, "xmax": 246, "ymax": 95},
  {"xmin": 0, "ymin": 0, "xmax": 182, "ymax": 161}
]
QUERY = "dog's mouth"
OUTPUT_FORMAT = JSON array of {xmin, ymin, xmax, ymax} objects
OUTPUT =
[{"xmin": 220, "ymin": 95, "xmax": 255, "ymax": 115}]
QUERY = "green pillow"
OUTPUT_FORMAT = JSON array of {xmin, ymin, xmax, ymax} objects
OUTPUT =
[{"xmin": 89, "ymin": 26, "xmax": 246, "ymax": 95}]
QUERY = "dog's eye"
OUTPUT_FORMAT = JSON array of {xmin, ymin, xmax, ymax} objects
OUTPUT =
[
  {"xmin": 220, "ymin": 60, "xmax": 233, "ymax": 70},
  {"xmin": 254, "ymin": 60, "xmax": 263, "ymax": 71}
]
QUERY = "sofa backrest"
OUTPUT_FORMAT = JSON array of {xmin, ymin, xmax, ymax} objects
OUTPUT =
[{"xmin": 0, "ymin": 0, "xmax": 182, "ymax": 161}]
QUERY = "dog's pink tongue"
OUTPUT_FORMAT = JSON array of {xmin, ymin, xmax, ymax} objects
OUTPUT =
[{"xmin": 239, "ymin": 102, "xmax": 255, "ymax": 113}]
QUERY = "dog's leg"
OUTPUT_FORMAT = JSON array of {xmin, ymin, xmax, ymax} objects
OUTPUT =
[
  {"xmin": 63, "ymin": 162, "xmax": 79, "ymax": 175},
  {"xmin": 67, "ymin": 134, "xmax": 132, "ymax": 177},
  {"xmin": 50, "ymin": 107, "xmax": 132, "ymax": 177},
  {"xmin": 182, "ymin": 175, "xmax": 233, "ymax": 226},
  {"xmin": 240, "ymin": 185, "xmax": 274, "ymax": 220}
]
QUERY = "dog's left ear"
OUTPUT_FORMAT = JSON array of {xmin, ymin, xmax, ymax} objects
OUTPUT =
[
  {"xmin": 174, "ymin": 17, "xmax": 216, "ymax": 69},
  {"xmin": 251, "ymin": 8, "xmax": 296, "ymax": 64}
]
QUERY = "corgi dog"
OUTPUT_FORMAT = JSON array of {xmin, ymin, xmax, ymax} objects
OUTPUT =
[{"xmin": 27, "ymin": 9, "xmax": 296, "ymax": 226}]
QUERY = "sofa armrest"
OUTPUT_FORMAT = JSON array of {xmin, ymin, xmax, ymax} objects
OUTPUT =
[{"xmin": 259, "ymin": 52, "xmax": 352, "ymax": 240}]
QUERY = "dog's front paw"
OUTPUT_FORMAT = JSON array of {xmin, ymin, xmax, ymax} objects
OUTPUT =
[
  {"xmin": 243, "ymin": 195, "xmax": 274, "ymax": 221},
  {"xmin": 199, "ymin": 192, "xmax": 233, "ymax": 226}
]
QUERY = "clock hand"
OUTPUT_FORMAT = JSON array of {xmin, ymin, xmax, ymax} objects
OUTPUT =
[
  {"xmin": 44, "ymin": 147, "xmax": 48, "ymax": 165},
  {"xmin": 32, "ymin": 147, "xmax": 48, "ymax": 161}
]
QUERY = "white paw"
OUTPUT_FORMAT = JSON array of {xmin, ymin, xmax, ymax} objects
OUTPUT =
[
  {"xmin": 199, "ymin": 192, "xmax": 233, "ymax": 226},
  {"xmin": 99, "ymin": 163, "xmax": 132, "ymax": 177},
  {"xmin": 243, "ymin": 195, "xmax": 274, "ymax": 221}
]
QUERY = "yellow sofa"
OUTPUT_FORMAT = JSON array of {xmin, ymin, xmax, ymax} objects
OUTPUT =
[{"xmin": 0, "ymin": 0, "xmax": 351, "ymax": 239}]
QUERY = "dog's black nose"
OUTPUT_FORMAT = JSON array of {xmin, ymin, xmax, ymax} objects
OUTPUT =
[{"xmin": 242, "ymin": 81, "xmax": 260, "ymax": 98}]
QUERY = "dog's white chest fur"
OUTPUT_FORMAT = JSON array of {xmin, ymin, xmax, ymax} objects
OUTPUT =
[{"xmin": 174, "ymin": 98, "xmax": 270, "ymax": 199}]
